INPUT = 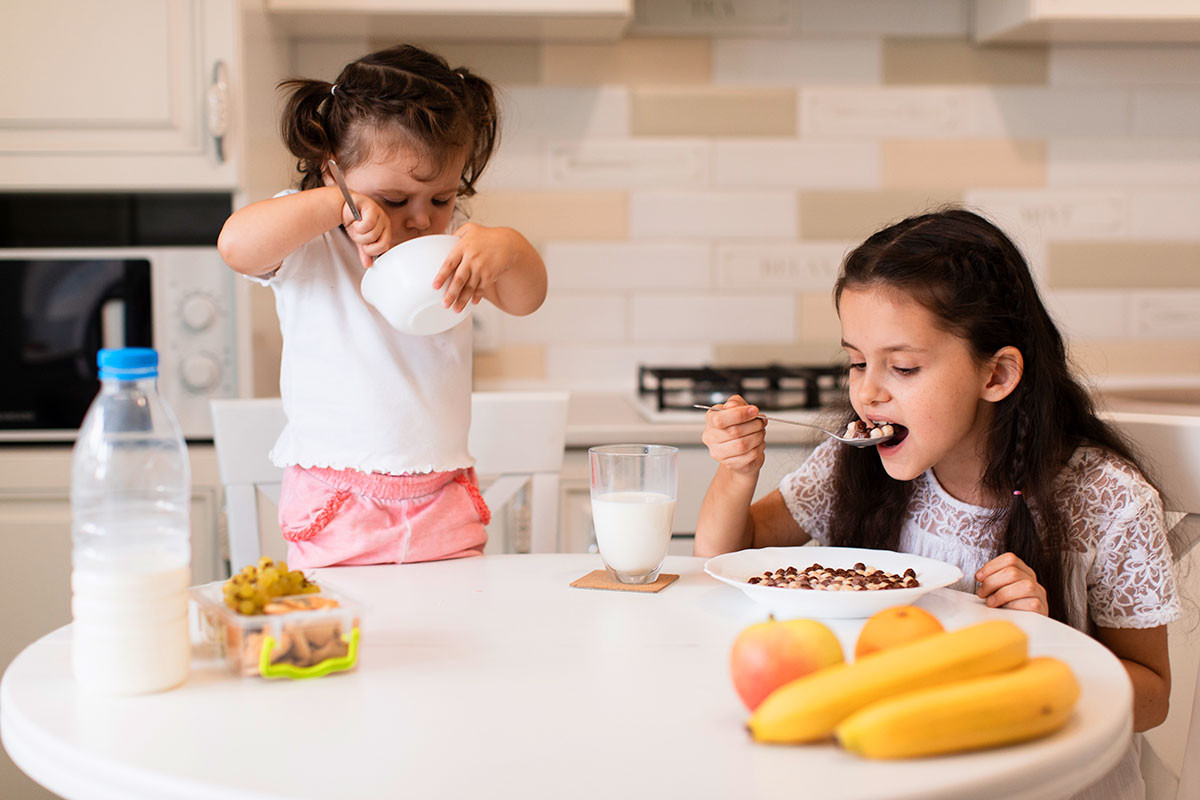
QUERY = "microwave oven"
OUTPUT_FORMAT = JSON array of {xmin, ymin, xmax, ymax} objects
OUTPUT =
[{"xmin": 0, "ymin": 193, "xmax": 240, "ymax": 441}]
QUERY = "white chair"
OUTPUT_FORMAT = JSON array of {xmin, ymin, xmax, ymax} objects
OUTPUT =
[
  {"xmin": 1104, "ymin": 411, "xmax": 1200, "ymax": 800},
  {"xmin": 210, "ymin": 391, "xmax": 569, "ymax": 571}
]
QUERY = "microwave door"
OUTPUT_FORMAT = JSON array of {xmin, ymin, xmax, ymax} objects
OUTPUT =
[{"xmin": 1, "ymin": 259, "xmax": 151, "ymax": 430}]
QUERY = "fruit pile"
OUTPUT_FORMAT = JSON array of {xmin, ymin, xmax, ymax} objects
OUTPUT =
[
  {"xmin": 222, "ymin": 557, "xmax": 321, "ymax": 615},
  {"xmin": 730, "ymin": 605, "xmax": 1080, "ymax": 758}
]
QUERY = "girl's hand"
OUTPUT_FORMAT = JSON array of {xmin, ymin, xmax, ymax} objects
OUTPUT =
[
  {"xmin": 975, "ymin": 552, "xmax": 1049, "ymax": 615},
  {"xmin": 433, "ymin": 223, "xmax": 518, "ymax": 312},
  {"xmin": 342, "ymin": 194, "xmax": 391, "ymax": 269},
  {"xmin": 701, "ymin": 395, "xmax": 767, "ymax": 476}
]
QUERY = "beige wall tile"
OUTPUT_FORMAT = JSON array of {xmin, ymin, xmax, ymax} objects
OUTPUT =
[
  {"xmin": 798, "ymin": 190, "xmax": 963, "ymax": 240},
  {"xmin": 883, "ymin": 140, "xmax": 1046, "ymax": 189},
  {"xmin": 382, "ymin": 41, "xmax": 542, "ymax": 85},
  {"xmin": 799, "ymin": 292, "xmax": 841, "ymax": 342},
  {"xmin": 884, "ymin": 38, "xmax": 1047, "ymax": 85},
  {"xmin": 632, "ymin": 87, "xmax": 796, "ymax": 137},
  {"xmin": 1069, "ymin": 340, "xmax": 1200, "ymax": 378},
  {"xmin": 474, "ymin": 346, "xmax": 547, "ymax": 381},
  {"xmin": 468, "ymin": 191, "xmax": 628, "ymax": 240},
  {"xmin": 1047, "ymin": 242, "xmax": 1200, "ymax": 289},
  {"xmin": 543, "ymin": 38, "xmax": 711, "ymax": 86},
  {"xmin": 713, "ymin": 342, "xmax": 847, "ymax": 366}
]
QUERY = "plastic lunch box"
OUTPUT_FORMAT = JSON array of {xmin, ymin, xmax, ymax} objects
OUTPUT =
[{"xmin": 190, "ymin": 580, "xmax": 362, "ymax": 680}]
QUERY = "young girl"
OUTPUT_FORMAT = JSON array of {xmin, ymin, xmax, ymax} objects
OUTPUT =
[
  {"xmin": 217, "ymin": 44, "xmax": 547, "ymax": 568},
  {"xmin": 695, "ymin": 209, "xmax": 1179, "ymax": 799}
]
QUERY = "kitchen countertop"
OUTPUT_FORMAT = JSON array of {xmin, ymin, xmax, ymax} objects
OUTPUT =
[{"xmin": 565, "ymin": 392, "xmax": 827, "ymax": 448}]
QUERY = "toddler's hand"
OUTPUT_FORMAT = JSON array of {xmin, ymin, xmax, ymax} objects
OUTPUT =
[
  {"xmin": 342, "ymin": 194, "xmax": 391, "ymax": 269},
  {"xmin": 975, "ymin": 552, "xmax": 1049, "ymax": 616},
  {"xmin": 701, "ymin": 395, "xmax": 767, "ymax": 475},
  {"xmin": 433, "ymin": 222, "xmax": 517, "ymax": 312}
]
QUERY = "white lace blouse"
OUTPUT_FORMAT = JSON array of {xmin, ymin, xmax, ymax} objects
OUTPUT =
[{"xmin": 781, "ymin": 440, "xmax": 1181, "ymax": 631}]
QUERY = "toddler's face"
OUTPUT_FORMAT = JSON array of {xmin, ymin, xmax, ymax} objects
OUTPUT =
[
  {"xmin": 337, "ymin": 144, "xmax": 467, "ymax": 246},
  {"xmin": 838, "ymin": 286, "xmax": 996, "ymax": 490}
]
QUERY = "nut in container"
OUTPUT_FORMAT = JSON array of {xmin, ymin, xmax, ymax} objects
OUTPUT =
[{"xmin": 191, "ymin": 560, "xmax": 362, "ymax": 679}]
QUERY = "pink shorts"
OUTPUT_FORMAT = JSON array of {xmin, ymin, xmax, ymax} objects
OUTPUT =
[{"xmin": 277, "ymin": 465, "xmax": 490, "ymax": 569}]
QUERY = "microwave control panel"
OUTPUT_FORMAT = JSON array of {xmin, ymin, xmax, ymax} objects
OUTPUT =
[{"xmin": 153, "ymin": 248, "xmax": 240, "ymax": 439}]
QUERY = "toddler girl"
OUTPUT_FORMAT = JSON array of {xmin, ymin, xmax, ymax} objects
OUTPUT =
[
  {"xmin": 695, "ymin": 208, "xmax": 1179, "ymax": 800},
  {"xmin": 218, "ymin": 44, "xmax": 546, "ymax": 568}
]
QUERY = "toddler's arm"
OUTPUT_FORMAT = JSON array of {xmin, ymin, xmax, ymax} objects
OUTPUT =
[
  {"xmin": 217, "ymin": 187, "xmax": 366, "ymax": 276},
  {"xmin": 434, "ymin": 223, "xmax": 547, "ymax": 316},
  {"xmin": 693, "ymin": 396, "xmax": 809, "ymax": 557}
]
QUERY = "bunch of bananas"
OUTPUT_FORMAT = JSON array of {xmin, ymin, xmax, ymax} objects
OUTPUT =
[
  {"xmin": 222, "ymin": 557, "xmax": 321, "ymax": 615},
  {"xmin": 747, "ymin": 618, "xmax": 1080, "ymax": 758}
]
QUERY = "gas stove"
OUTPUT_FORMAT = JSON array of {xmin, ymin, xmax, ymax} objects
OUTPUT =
[{"xmin": 635, "ymin": 364, "xmax": 848, "ymax": 422}]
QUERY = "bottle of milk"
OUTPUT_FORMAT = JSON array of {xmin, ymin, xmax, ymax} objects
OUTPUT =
[{"xmin": 70, "ymin": 347, "xmax": 191, "ymax": 694}]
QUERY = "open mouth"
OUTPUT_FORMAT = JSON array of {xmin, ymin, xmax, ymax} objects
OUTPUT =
[{"xmin": 874, "ymin": 422, "xmax": 909, "ymax": 447}]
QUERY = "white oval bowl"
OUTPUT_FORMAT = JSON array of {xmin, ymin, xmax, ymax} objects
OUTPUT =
[
  {"xmin": 704, "ymin": 545, "xmax": 963, "ymax": 619},
  {"xmin": 360, "ymin": 234, "xmax": 472, "ymax": 336}
]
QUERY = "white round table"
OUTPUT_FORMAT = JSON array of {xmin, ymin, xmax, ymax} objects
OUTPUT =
[{"xmin": 2, "ymin": 554, "xmax": 1132, "ymax": 800}]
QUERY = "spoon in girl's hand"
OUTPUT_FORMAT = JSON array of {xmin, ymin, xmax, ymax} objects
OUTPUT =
[{"xmin": 691, "ymin": 404, "xmax": 902, "ymax": 448}]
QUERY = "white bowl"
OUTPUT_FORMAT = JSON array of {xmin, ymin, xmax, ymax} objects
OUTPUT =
[
  {"xmin": 703, "ymin": 546, "xmax": 963, "ymax": 620},
  {"xmin": 360, "ymin": 234, "xmax": 472, "ymax": 336}
]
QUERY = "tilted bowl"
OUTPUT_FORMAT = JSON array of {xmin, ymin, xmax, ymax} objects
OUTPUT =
[{"xmin": 360, "ymin": 234, "xmax": 472, "ymax": 336}]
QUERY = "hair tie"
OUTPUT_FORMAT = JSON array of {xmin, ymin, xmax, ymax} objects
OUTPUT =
[
  {"xmin": 330, "ymin": 84, "xmax": 337, "ymax": 96},
  {"xmin": 1012, "ymin": 490, "xmax": 1022, "ymax": 497}
]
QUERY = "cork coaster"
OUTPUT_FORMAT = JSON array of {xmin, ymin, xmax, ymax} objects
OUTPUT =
[{"xmin": 570, "ymin": 570, "xmax": 679, "ymax": 593}]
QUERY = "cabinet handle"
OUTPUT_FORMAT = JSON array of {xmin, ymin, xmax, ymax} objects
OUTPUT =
[{"xmin": 206, "ymin": 61, "xmax": 230, "ymax": 164}]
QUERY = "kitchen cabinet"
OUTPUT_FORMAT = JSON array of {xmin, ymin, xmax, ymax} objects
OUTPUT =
[
  {"xmin": 973, "ymin": 0, "xmax": 1200, "ymax": 43},
  {"xmin": 0, "ymin": 0, "xmax": 239, "ymax": 190},
  {"xmin": 559, "ymin": 444, "xmax": 814, "ymax": 555},
  {"xmin": 265, "ymin": 0, "xmax": 631, "ymax": 40}
]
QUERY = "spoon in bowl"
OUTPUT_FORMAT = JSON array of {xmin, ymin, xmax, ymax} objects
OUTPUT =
[{"xmin": 691, "ymin": 404, "xmax": 901, "ymax": 448}]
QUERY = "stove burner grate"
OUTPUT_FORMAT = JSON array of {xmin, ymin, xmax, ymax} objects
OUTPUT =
[{"xmin": 638, "ymin": 364, "xmax": 847, "ymax": 412}]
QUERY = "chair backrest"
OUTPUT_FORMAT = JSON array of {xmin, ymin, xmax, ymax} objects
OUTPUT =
[
  {"xmin": 210, "ymin": 391, "xmax": 570, "ymax": 571},
  {"xmin": 1104, "ymin": 411, "xmax": 1200, "ymax": 800}
]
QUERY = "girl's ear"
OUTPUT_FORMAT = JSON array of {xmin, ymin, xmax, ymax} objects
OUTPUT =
[{"xmin": 981, "ymin": 345, "xmax": 1023, "ymax": 402}]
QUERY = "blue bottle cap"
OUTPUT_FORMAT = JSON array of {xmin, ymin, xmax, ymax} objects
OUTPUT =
[{"xmin": 97, "ymin": 347, "xmax": 158, "ymax": 379}]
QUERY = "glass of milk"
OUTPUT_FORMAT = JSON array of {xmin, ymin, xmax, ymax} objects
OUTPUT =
[{"xmin": 588, "ymin": 444, "xmax": 678, "ymax": 584}]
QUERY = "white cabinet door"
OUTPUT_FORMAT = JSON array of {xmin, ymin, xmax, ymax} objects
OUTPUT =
[{"xmin": 0, "ymin": 0, "xmax": 237, "ymax": 189}]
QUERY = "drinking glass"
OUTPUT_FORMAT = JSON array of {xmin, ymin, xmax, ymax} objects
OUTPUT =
[{"xmin": 588, "ymin": 444, "xmax": 678, "ymax": 584}]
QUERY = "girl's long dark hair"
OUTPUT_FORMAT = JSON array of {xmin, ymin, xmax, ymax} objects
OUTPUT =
[
  {"xmin": 278, "ymin": 44, "xmax": 499, "ymax": 194},
  {"xmin": 828, "ymin": 208, "xmax": 1152, "ymax": 623}
]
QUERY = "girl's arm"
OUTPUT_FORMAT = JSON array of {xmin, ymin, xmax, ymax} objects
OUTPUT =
[
  {"xmin": 976, "ymin": 554, "xmax": 1172, "ymax": 731},
  {"xmin": 437, "ymin": 223, "xmax": 547, "ymax": 316},
  {"xmin": 217, "ymin": 187, "xmax": 351, "ymax": 276},
  {"xmin": 1093, "ymin": 624, "xmax": 1171, "ymax": 732},
  {"xmin": 693, "ymin": 397, "xmax": 809, "ymax": 557}
]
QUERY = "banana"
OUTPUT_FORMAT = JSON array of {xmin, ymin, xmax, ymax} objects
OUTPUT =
[
  {"xmin": 747, "ymin": 619, "xmax": 1027, "ymax": 744},
  {"xmin": 835, "ymin": 656, "xmax": 1080, "ymax": 758}
]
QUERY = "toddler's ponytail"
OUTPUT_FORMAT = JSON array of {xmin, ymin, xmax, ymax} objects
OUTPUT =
[
  {"xmin": 276, "ymin": 45, "xmax": 502, "ymax": 196},
  {"xmin": 279, "ymin": 78, "xmax": 337, "ymax": 191},
  {"xmin": 452, "ymin": 67, "xmax": 498, "ymax": 198}
]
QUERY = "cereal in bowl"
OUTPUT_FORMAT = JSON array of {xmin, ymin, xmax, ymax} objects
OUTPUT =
[{"xmin": 747, "ymin": 562, "xmax": 918, "ymax": 591}]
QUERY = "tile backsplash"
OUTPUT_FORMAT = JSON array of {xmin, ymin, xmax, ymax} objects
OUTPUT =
[{"xmin": 250, "ymin": 0, "xmax": 1200, "ymax": 395}]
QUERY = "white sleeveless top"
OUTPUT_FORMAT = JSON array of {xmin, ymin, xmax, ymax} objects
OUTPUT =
[
  {"xmin": 250, "ymin": 219, "xmax": 473, "ymax": 476},
  {"xmin": 780, "ymin": 439, "xmax": 1181, "ymax": 800}
]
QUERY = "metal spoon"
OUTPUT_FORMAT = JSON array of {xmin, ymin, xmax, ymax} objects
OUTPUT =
[
  {"xmin": 691, "ymin": 404, "xmax": 899, "ymax": 447},
  {"xmin": 327, "ymin": 159, "xmax": 361, "ymax": 221}
]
